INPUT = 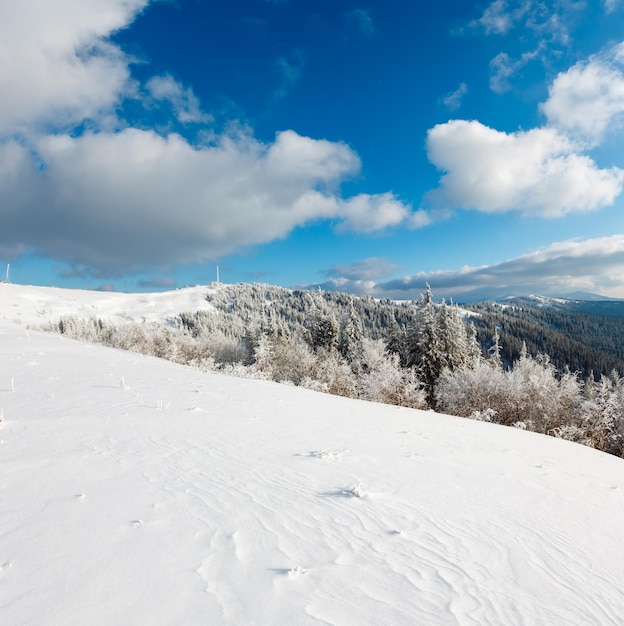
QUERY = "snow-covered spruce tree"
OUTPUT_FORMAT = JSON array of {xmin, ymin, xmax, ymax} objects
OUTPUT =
[
  {"xmin": 488, "ymin": 328, "xmax": 503, "ymax": 370},
  {"xmin": 385, "ymin": 320, "xmax": 408, "ymax": 366},
  {"xmin": 338, "ymin": 304, "xmax": 364, "ymax": 371},
  {"xmin": 403, "ymin": 285, "xmax": 442, "ymax": 407},
  {"xmin": 404, "ymin": 285, "xmax": 477, "ymax": 409},
  {"xmin": 465, "ymin": 321, "xmax": 483, "ymax": 363},
  {"xmin": 307, "ymin": 297, "xmax": 339, "ymax": 353},
  {"xmin": 437, "ymin": 300, "xmax": 474, "ymax": 371}
]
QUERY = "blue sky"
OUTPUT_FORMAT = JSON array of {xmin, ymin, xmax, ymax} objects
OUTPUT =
[{"xmin": 2, "ymin": 0, "xmax": 624, "ymax": 300}]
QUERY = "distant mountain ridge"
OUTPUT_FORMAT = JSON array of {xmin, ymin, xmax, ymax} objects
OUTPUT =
[
  {"xmin": 494, "ymin": 294, "xmax": 624, "ymax": 318},
  {"xmin": 465, "ymin": 295, "xmax": 624, "ymax": 378}
]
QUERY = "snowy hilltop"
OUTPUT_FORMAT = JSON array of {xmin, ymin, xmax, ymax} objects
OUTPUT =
[{"xmin": 1, "ymin": 283, "xmax": 624, "ymax": 624}]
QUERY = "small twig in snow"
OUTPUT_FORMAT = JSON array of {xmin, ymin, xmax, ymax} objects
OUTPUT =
[{"xmin": 345, "ymin": 483, "xmax": 364, "ymax": 499}]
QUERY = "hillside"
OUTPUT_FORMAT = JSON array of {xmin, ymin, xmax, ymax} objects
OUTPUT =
[
  {"xmin": 1, "ymin": 284, "xmax": 624, "ymax": 624},
  {"xmin": 4, "ymin": 281, "xmax": 621, "ymax": 381},
  {"xmin": 466, "ymin": 299, "xmax": 624, "ymax": 377}
]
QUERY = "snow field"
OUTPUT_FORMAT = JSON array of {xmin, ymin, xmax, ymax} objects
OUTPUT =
[{"xmin": 1, "ymin": 287, "xmax": 624, "ymax": 624}]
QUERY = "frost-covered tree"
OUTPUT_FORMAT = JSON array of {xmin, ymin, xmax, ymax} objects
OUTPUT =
[
  {"xmin": 252, "ymin": 334, "xmax": 317, "ymax": 385},
  {"xmin": 438, "ymin": 300, "xmax": 473, "ymax": 371},
  {"xmin": 403, "ymin": 285, "xmax": 441, "ymax": 407},
  {"xmin": 385, "ymin": 320, "xmax": 407, "ymax": 365},
  {"xmin": 308, "ymin": 298, "xmax": 339, "ymax": 352},
  {"xmin": 338, "ymin": 304, "xmax": 364, "ymax": 369},
  {"xmin": 488, "ymin": 328, "xmax": 503, "ymax": 369},
  {"xmin": 405, "ymin": 285, "xmax": 476, "ymax": 408},
  {"xmin": 581, "ymin": 372, "xmax": 624, "ymax": 456},
  {"xmin": 436, "ymin": 349, "xmax": 584, "ymax": 434},
  {"xmin": 465, "ymin": 322, "xmax": 483, "ymax": 364},
  {"xmin": 360, "ymin": 339, "xmax": 426, "ymax": 408}
]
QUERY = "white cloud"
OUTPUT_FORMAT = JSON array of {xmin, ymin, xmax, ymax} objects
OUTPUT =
[
  {"xmin": 475, "ymin": 1, "xmax": 579, "ymax": 43},
  {"xmin": 426, "ymin": 120, "xmax": 624, "ymax": 217},
  {"xmin": 0, "ymin": 0, "xmax": 148, "ymax": 136},
  {"xmin": 303, "ymin": 277, "xmax": 378, "ymax": 296},
  {"xmin": 336, "ymin": 193, "xmax": 411, "ymax": 233},
  {"xmin": 489, "ymin": 48, "xmax": 541, "ymax": 93},
  {"xmin": 443, "ymin": 83, "xmax": 468, "ymax": 111},
  {"xmin": 376, "ymin": 236, "xmax": 624, "ymax": 300},
  {"xmin": 146, "ymin": 75, "xmax": 212, "ymax": 124},
  {"xmin": 474, "ymin": 2, "xmax": 590, "ymax": 94},
  {"xmin": 325, "ymin": 258, "xmax": 401, "ymax": 281},
  {"xmin": 0, "ymin": 0, "xmax": 415, "ymax": 275},
  {"xmin": 478, "ymin": 0, "xmax": 529, "ymax": 35},
  {"xmin": 541, "ymin": 56, "xmax": 624, "ymax": 145},
  {"xmin": 0, "ymin": 129, "xmax": 412, "ymax": 272}
]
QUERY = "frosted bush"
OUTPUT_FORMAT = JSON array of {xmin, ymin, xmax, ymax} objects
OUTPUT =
[{"xmin": 437, "ymin": 353, "xmax": 583, "ymax": 434}]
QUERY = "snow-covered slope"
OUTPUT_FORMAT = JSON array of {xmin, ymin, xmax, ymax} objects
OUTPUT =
[
  {"xmin": 1, "ymin": 284, "xmax": 624, "ymax": 625},
  {"xmin": 0, "ymin": 282, "xmax": 217, "ymax": 326}
]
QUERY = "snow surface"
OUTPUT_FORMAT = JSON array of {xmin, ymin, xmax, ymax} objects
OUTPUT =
[
  {"xmin": 2, "ymin": 284, "xmax": 624, "ymax": 625},
  {"xmin": 0, "ymin": 282, "xmax": 216, "ymax": 326}
]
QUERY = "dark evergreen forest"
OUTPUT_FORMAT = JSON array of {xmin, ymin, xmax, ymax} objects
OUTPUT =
[{"xmin": 465, "ymin": 300, "xmax": 624, "ymax": 379}]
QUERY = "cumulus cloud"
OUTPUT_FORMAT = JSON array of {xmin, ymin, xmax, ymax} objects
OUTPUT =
[
  {"xmin": 146, "ymin": 75, "xmax": 212, "ymax": 124},
  {"xmin": 297, "ymin": 276, "xmax": 377, "ymax": 296},
  {"xmin": 0, "ymin": 0, "xmax": 148, "ymax": 136},
  {"xmin": 0, "ymin": 0, "xmax": 416, "ymax": 276},
  {"xmin": 375, "ymin": 236, "xmax": 624, "ymax": 300},
  {"xmin": 443, "ymin": 83, "xmax": 468, "ymax": 110},
  {"xmin": 541, "ymin": 54, "xmax": 624, "ymax": 145},
  {"xmin": 325, "ymin": 258, "xmax": 401, "ymax": 281},
  {"xmin": 0, "ymin": 128, "xmax": 412, "ymax": 273},
  {"xmin": 336, "ymin": 193, "xmax": 411, "ymax": 233},
  {"xmin": 425, "ymin": 120, "xmax": 624, "ymax": 217}
]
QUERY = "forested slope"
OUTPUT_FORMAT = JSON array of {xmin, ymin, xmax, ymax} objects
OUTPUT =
[{"xmin": 466, "ymin": 301, "xmax": 624, "ymax": 378}]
